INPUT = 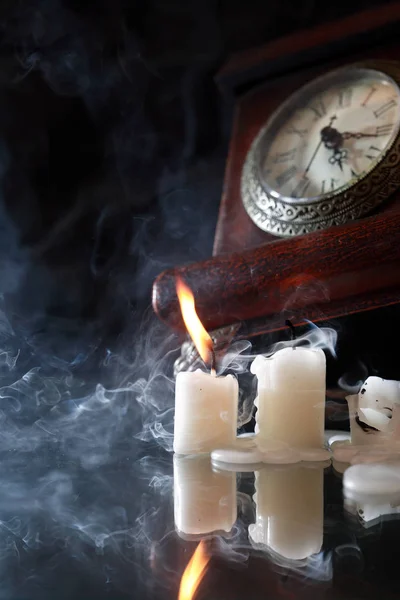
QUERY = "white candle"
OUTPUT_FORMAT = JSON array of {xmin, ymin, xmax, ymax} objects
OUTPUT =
[
  {"xmin": 174, "ymin": 455, "xmax": 236, "ymax": 537},
  {"xmin": 345, "ymin": 393, "xmax": 387, "ymax": 447},
  {"xmin": 174, "ymin": 369, "xmax": 238, "ymax": 455},
  {"xmin": 249, "ymin": 464, "xmax": 324, "ymax": 560},
  {"xmin": 341, "ymin": 378, "xmax": 400, "ymax": 460},
  {"xmin": 357, "ymin": 376, "xmax": 400, "ymax": 431},
  {"xmin": 174, "ymin": 278, "xmax": 239, "ymax": 455},
  {"xmin": 251, "ymin": 347, "xmax": 326, "ymax": 449}
]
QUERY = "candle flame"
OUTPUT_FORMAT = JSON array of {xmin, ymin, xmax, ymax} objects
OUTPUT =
[
  {"xmin": 176, "ymin": 278, "xmax": 214, "ymax": 370},
  {"xmin": 178, "ymin": 541, "xmax": 210, "ymax": 600}
]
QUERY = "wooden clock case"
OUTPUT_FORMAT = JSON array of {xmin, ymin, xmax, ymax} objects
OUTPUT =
[{"xmin": 153, "ymin": 3, "xmax": 400, "ymax": 342}]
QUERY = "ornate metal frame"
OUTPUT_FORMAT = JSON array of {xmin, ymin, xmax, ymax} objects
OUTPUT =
[{"xmin": 241, "ymin": 60, "xmax": 400, "ymax": 237}]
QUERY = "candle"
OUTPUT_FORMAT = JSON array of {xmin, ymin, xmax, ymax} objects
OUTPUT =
[
  {"xmin": 174, "ymin": 455, "xmax": 236, "ymax": 537},
  {"xmin": 251, "ymin": 347, "xmax": 326, "ymax": 449},
  {"xmin": 249, "ymin": 464, "xmax": 324, "ymax": 561},
  {"xmin": 336, "ymin": 384, "xmax": 400, "ymax": 463},
  {"xmin": 174, "ymin": 369, "xmax": 238, "ymax": 454},
  {"xmin": 357, "ymin": 376, "xmax": 400, "ymax": 432},
  {"xmin": 174, "ymin": 279, "xmax": 238, "ymax": 455},
  {"xmin": 345, "ymin": 393, "xmax": 387, "ymax": 447}
]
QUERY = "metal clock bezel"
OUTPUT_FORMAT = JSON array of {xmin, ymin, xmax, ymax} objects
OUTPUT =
[{"xmin": 241, "ymin": 60, "xmax": 400, "ymax": 237}]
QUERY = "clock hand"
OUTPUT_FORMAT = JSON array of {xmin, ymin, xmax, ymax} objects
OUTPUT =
[
  {"xmin": 320, "ymin": 125, "xmax": 343, "ymax": 150},
  {"xmin": 342, "ymin": 131, "xmax": 377, "ymax": 140},
  {"xmin": 304, "ymin": 115, "xmax": 337, "ymax": 173}
]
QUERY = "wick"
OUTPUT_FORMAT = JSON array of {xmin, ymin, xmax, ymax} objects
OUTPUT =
[
  {"xmin": 285, "ymin": 319, "xmax": 296, "ymax": 341},
  {"xmin": 210, "ymin": 347, "xmax": 217, "ymax": 377}
]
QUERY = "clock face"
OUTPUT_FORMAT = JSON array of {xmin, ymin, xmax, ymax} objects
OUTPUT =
[{"xmin": 259, "ymin": 67, "xmax": 400, "ymax": 202}]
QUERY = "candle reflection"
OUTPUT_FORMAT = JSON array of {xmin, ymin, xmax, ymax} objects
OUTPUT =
[
  {"xmin": 249, "ymin": 464, "xmax": 325, "ymax": 561},
  {"xmin": 344, "ymin": 484, "xmax": 400, "ymax": 528},
  {"xmin": 174, "ymin": 455, "xmax": 237, "ymax": 539}
]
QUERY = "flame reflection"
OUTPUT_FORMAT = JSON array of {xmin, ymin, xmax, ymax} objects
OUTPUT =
[
  {"xmin": 178, "ymin": 540, "xmax": 210, "ymax": 600},
  {"xmin": 176, "ymin": 278, "xmax": 214, "ymax": 369}
]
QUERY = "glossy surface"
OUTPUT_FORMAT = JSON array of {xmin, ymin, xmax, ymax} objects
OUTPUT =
[{"xmin": 1, "ymin": 321, "xmax": 400, "ymax": 600}]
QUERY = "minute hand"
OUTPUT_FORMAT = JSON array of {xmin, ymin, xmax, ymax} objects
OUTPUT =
[
  {"xmin": 304, "ymin": 115, "xmax": 337, "ymax": 173},
  {"xmin": 342, "ymin": 131, "xmax": 378, "ymax": 140}
]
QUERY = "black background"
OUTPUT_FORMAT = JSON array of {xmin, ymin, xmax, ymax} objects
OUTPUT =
[{"xmin": 0, "ymin": 0, "xmax": 386, "ymax": 364}]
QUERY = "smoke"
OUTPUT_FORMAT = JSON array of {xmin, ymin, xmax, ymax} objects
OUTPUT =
[
  {"xmin": 0, "ymin": 1, "xmax": 392, "ymax": 597},
  {"xmin": 0, "ymin": 294, "xmax": 186, "ymax": 599},
  {"xmin": 0, "ymin": 141, "xmax": 347, "ymax": 598},
  {"xmin": 338, "ymin": 360, "xmax": 369, "ymax": 394},
  {"xmin": 333, "ymin": 543, "xmax": 364, "ymax": 574},
  {"xmin": 0, "ymin": 1, "xmax": 228, "ymax": 594},
  {"xmin": 258, "ymin": 546, "xmax": 333, "ymax": 583},
  {"xmin": 267, "ymin": 322, "xmax": 338, "ymax": 358}
]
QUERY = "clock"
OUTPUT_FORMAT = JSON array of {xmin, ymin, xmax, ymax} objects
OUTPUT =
[
  {"xmin": 242, "ymin": 61, "xmax": 400, "ymax": 237},
  {"xmin": 153, "ymin": 4, "xmax": 400, "ymax": 353}
]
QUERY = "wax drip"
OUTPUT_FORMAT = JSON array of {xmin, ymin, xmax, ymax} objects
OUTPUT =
[{"xmin": 285, "ymin": 319, "xmax": 296, "ymax": 341}]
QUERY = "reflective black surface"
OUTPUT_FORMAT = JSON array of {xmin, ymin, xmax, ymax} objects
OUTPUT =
[{"xmin": 1, "ymin": 304, "xmax": 400, "ymax": 600}]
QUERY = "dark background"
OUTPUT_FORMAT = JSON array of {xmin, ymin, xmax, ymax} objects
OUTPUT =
[
  {"xmin": 0, "ymin": 0, "xmax": 386, "ymax": 369},
  {"xmin": 0, "ymin": 2, "xmax": 398, "ymax": 600}
]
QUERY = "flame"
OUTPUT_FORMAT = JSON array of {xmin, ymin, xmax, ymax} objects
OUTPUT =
[
  {"xmin": 176, "ymin": 278, "xmax": 214, "ymax": 370},
  {"xmin": 178, "ymin": 541, "xmax": 210, "ymax": 600}
]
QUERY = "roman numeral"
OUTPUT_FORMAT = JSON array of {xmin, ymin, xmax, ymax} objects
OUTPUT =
[
  {"xmin": 308, "ymin": 98, "xmax": 326, "ymax": 120},
  {"xmin": 338, "ymin": 87, "xmax": 353, "ymax": 109},
  {"xmin": 361, "ymin": 86, "xmax": 377, "ymax": 107},
  {"xmin": 321, "ymin": 180, "xmax": 326, "ymax": 194},
  {"xmin": 287, "ymin": 125, "xmax": 307, "ymax": 138},
  {"xmin": 376, "ymin": 123, "xmax": 393, "ymax": 136},
  {"xmin": 273, "ymin": 148, "xmax": 297, "ymax": 163},
  {"xmin": 291, "ymin": 176, "xmax": 310, "ymax": 198},
  {"xmin": 373, "ymin": 99, "xmax": 397, "ymax": 118},
  {"xmin": 276, "ymin": 166, "xmax": 297, "ymax": 188},
  {"xmin": 331, "ymin": 178, "xmax": 339, "ymax": 191},
  {"xmin": 350, "ymin": 168, "xmax": 359, "ymax": 178},
  {"xmin": 365, "ymin": 145, "xmax": 381, "ymax": 160}
]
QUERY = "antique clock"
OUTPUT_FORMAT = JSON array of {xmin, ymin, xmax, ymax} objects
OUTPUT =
[
  {"xmin": 153, "ymin": 3, "xmax": 400, "ymax": 367},
  {"xmin": 241, "ymin": 61, "xmax": 400, "ymax": 237}
]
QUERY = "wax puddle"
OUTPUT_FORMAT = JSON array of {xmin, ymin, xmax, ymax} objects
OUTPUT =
[
  {"xmin": 211, "ymin": 436, "xmax": 331, "ymax": 468},
  {"xmin": 332, "ymin": 441, "xmax": 400, "ymax": 465},
  {"xmin": 211, "ymin": 435, "xmax": 263, "ymax": 465},
  {"xmin": 212, "ymin": 447, "xmax": 264, "ymax": 464}
]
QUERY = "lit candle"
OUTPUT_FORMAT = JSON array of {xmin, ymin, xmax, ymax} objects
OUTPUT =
[
  {"xmin": 251, "ymin": 347, "xmax": 326, "ymax": 449},
  {"xmin": 249, "ymin": 464, "xmax": 324, "ymax": 561},
  {"xmin": 173, "ymin": 279, "xmax": 238, "ymax": 455},
  {"xmin": 174, "ymin": 455, "xmax": 236, "ymax": 537}
]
